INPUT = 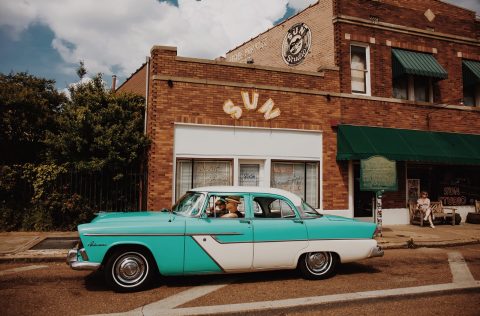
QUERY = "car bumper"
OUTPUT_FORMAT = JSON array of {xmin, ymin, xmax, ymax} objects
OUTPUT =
[
  {"xmin": 369, "ymin": 245, "xmax": 384, "ymax": 258},
  {"xmin": 66, "ymin": 248, "xmax": 101, "ymax": 271}
]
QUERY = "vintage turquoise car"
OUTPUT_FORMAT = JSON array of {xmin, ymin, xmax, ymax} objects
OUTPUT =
[{"xmin": 67, "ymin": 186, "xmax": 383, "ymax": 291}]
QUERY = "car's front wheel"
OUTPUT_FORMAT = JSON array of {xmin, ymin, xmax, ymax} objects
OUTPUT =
[
  {"xmin": 105, "ymin": 248, "xmax": 154, "ymax": 292},
  {"xmin": 298, "ymin": 251, "xmax": 338, "ymax": 280}
]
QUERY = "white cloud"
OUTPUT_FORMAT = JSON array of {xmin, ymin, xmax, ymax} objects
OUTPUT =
[
  {"xmin": 0, "ymin": 0, "xmax": 308, "ymax": 83},
  {"xmin": 1, "ymin": 0, "xmax": 476, "ymax": 86},
  {"xmin": 288, "ymin": 0, "xmax": 318, "ymax": 11}
]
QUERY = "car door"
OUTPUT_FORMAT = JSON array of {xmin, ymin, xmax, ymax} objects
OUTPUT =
[
  {"xmin": 251, "ymin": 194, "xmax": 308, "ymax": 269},
  {"xmin": 184, "ymin": 193, "xmax": 254, "ymax": 273}
]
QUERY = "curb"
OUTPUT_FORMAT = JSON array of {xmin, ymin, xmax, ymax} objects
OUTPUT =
[
  {"xmin": 379, "ymin": 239, "xmax": 480, "ymax": 250},
  {"xmin": 1, "ymin": 240, "xmax": 479, "ymax": 263}
]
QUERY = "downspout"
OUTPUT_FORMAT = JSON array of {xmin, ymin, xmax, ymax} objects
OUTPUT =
[
  {"xmin": 144, "ymin": 56, "xmax": 150, "ymax": 135},
  {"xmin": 142, "ymin": 56, "xmax": 151, "ymax": 210}
]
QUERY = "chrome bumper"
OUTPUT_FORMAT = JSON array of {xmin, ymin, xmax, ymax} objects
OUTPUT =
[
  {"xmin": 369, "ymin": 245, "xmax": 384, "ymax": 258},
  {"xmin": 66, "ymin": 248, "xmax": 101, "ymax": 271}
]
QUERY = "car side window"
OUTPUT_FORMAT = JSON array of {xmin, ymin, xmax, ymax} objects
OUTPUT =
[
  {"xmin": 205, "ymin": 195, "xmax": 246, "ymax": 219},
  {"xmin": 269, "ymin": 199, "xmax": 296, "ymax": 218},
  {"xmin": 253, "ymin": 196, "xmax": 297, "ymax": 218}
]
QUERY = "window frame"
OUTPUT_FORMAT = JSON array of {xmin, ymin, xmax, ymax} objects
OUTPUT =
[
  {"xmin": 350, "ymin": 43, "xmax": 371, "ymax": 96},
  {"xmin": 175, "ymin": 158, "xmax": 234, "ymax": 200},
  {"xmin": 270, "ymin": 160, "xmax": 319, "ymax": 208}
]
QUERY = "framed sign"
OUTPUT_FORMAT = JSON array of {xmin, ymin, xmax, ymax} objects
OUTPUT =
[{"xmin": 360, "ymin": 156, "xmax": 398, "ymax": 192}]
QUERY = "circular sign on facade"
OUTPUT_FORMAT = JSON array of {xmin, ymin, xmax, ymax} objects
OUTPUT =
[{"xmin": 282, "ymin": 23, "xmax": 312, "ymax": 66}]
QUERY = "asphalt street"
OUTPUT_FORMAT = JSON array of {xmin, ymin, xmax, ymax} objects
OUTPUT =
[{"xmin": 1, "ymin": 245, "xmax": 479, "ymax": 316}]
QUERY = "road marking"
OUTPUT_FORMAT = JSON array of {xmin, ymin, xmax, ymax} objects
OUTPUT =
[
  {"xmin": 0, "ymin": 265, "xmax": 48, "ymax": 276},
  {"xmin": 91, "ymin": 251, "xmax": 479, "ymax": 316},
  {"xmin": 448, "ymin": 251, "xmax": 475, "ymax": 283},
  {"xmin": 141, "ymin": 278, "xmax": 236, "ymax": 313},
  {"xmin": 140, "ymin": 281, "xmax": 480, "ymax": 316}
]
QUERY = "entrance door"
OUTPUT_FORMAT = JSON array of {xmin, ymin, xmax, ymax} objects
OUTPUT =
[{"xmin": 239, "ymin": 160, "xmax": 264, "ymax": 187}]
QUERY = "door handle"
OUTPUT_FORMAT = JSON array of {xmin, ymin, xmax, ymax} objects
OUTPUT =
[
  {"xmin": 293, "ymin": 219, "xmax": 304, "ymax": 224},
  {"xmin": 240, "ymin": 219, "xmax": 251, "ymax": 224}
]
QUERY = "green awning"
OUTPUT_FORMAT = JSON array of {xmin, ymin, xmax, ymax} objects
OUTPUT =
[
  {"xmin": 337, "ymin": 125, "xmax": 480, "ymax": 165},
  {"xmin": 392, "ymin": 49, "xmax": 448, "ymax": 80},
  {"xmin": 463, "ymin": 59, "xmax": 480, "ymax": 87}
]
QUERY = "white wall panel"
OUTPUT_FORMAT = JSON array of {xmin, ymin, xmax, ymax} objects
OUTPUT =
[{"xmin": 174, "ymin": 124, "xmax": 322, "ymax": 159}]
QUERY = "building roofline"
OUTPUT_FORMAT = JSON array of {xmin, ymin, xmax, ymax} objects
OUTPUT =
[
  {"xmin": 225, "ymin": 1, "xmax": 320, "ymax": 55},
  {"xmin": 115, "ymin": 62, "xmax": 147, "ymax": 91},
  {"xmin": 437, "ymin": 0, "xmax": 477, "ymax": 15}
]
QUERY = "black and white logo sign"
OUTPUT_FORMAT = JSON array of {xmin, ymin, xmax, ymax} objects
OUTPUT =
[{"xmin": 282, "ymin": 23, "xmax": 312, "ymax": 66}]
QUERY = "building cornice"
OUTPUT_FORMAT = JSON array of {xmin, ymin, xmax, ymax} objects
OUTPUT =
[
  {"xmin": 152, "ymin": 75, "xmax": 480, "ymax": 113},
  {"xmin": 175, "ymin": 56, "xmax": 328, "ymax": 77},
  {"xmin": 333, "ymin": 15, "xmax": 480, "ymax": 47}
]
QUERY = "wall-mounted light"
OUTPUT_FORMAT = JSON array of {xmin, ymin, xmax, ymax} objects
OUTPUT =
[{"xmin": 167, "ymin": 79, "xmax": 174, "ymax": 88}]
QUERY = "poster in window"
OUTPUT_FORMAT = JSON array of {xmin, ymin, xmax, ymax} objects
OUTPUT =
[
  {"xmin": 239, "ymin": 164, "xmax": 260, "ymax": 186},
  {"xmin": 407, "ymin": 179, "xmax": 420, "ymax": 203}
]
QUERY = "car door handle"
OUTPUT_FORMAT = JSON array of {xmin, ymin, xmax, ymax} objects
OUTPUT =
[
  {"xmin": 240, "ymin": 219, "xmax": 251, "ymax": 224},
  {"xmin": 293, "ymin": 219, "xmax": 304, "ymax": 224}
]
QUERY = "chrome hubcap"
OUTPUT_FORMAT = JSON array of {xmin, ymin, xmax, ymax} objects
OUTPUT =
[
  {"xmin": 113, "ymin": 252, "xmax": 148, "ymax": 287},
  {"xmin": 305, "ymin": 252, "xmax": 332, "ymax": 275}
]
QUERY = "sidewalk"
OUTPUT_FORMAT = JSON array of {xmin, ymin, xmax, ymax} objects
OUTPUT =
[{"xmin": 0, "ymin": 224, "xmax": 479, "ymax": 263}]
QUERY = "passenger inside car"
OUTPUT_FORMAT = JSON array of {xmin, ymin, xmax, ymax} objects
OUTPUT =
[{"xmin": 222, "ymin": 196, "xmax": 244, "ymax": 218}]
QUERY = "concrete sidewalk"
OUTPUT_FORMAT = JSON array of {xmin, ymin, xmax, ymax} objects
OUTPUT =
[{"xmin": 0, "ymin": 224, "xmax": 479, "ymax": 263}]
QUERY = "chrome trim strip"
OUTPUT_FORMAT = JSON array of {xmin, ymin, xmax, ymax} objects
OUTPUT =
[{"xmin": 83, "ymin": 232, "xmax": 242, "ymax": 237}]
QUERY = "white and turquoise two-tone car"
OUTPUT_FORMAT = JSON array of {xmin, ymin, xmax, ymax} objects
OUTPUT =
[{"xmin": 67, "ymin": 186, "xmax": 383, "ymax": 291}]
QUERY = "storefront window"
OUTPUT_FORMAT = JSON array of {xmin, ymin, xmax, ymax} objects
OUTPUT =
[
  {"xmin": 271, "ymin": 161, "xmax": 319, "ymax": 208},
  {"xmin": 407, "ymin": 164, "xmax": 480, "ymax": 206},
  {"xmin": 175, "ymin": 159, "xmax": 232, "ymax": 199}
]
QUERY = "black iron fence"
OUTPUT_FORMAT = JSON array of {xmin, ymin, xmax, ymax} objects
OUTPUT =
[{"xmin": 54, "ymin": 168, "xmax": 147, "ymax": 212}]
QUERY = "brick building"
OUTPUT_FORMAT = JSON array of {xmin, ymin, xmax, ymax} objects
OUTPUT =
[{"xmin": 118, "ymin": 0, "xmax": 480, "ymax": 224}]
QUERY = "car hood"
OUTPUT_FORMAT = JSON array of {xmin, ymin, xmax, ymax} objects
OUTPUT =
[{"xmin": 90, "ymin": 211, "xmax": 174, "ymax": 224}]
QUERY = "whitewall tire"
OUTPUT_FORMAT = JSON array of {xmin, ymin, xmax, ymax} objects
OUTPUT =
[{"xmin": 299, "ymin": 251, "xmax": 338, "ymax": 280}]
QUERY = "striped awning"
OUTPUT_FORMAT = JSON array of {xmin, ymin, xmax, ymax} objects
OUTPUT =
[
  {"xmin": 392, "ymin": 49, "xmax": 448, "ymax": 80},
  {"xmin": 462, "ymin": 59, "xmax": 480, "ymax": 87}
]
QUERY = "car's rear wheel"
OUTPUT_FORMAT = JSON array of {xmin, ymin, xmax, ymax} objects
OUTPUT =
[
  {"xmin": 105, "ymin": 248, "xmax": 153, "ymax": 292},
  {"xmin": 299, "ymin": 251, "xmax": 338, "ymax": 280}
]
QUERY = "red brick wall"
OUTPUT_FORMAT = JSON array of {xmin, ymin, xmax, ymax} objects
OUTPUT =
[
  {"xmin": 226, "ymin": 0, "xmax": 336, "ymax": 71},
  {"xmin": 336, "ymin": 0, "xmax": 477, "ymax": 39},
  {"xmin": 147, "ymin": 47, "xmax": 343, "ymax": 210},
  {"xmin": 336, "ymin": 22, "xmax": 480, "ymax": 104},
  {"xmin": 116, "ymin": 64, "xmax": 147, "ymax": 96}
]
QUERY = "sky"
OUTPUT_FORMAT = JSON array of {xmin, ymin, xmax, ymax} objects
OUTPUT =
[{"xmin": 0, "ymin": 0, "xmax": 478, "ymax": 90}]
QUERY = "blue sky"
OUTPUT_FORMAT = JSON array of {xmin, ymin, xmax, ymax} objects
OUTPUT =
[{"xmin": 0, "ymin": 0, "xmax": 477, "ymax": 90}]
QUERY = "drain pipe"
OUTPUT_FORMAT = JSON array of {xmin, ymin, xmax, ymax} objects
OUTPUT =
[{"xmin": 144, "ymin": 56, "xmax": 150, "ymax": 135}]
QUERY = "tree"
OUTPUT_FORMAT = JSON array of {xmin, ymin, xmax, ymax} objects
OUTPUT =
[
  {"xmin": 0, "ymin": 72, "xmax": 66, "ymax": 164},
  {"xmin": 45, "ymin": 71, "xmax": 149, "ymax": 177}
]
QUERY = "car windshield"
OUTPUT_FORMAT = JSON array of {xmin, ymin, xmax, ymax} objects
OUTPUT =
[
  {"xmin": 171, "ymin": 192, "xmax": 205, "ymax": 217},
  {"xmin": 300, "ymin": 201, "xmax": 323, "ymax": 218}
]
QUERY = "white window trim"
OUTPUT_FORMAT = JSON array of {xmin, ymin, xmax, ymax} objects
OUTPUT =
[{"xmin": 350, "ymin": 43, "xmax": 371, "ymax": 96}]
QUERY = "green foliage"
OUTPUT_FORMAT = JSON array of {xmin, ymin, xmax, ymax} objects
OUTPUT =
[
  {"xmin": 0, "ymin": 72, "xmax": 66, "ymax": 164},
  {"xmin": 0, "ymin": 67, "xmax": 149, "ymax": 231},
  {"xmin": 46, "ymin": 73, "xmax": 149, "ymax": 175}
]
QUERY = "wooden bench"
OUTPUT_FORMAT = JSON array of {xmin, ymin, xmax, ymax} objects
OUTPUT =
[{"xmin": 409, "ymin": 201, "xmax": 457, "ymax": 226}]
